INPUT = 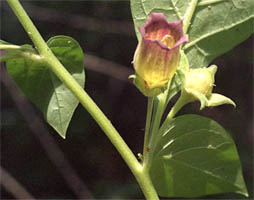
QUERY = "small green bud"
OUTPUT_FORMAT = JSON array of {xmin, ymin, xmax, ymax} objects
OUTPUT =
[
  {"xmin": 181, "ymin": 65, "xmax": 235, "ymax": 110},
  {"xmin": 184, "ymin": 68, "xmax": 215, "ymax": 99}
]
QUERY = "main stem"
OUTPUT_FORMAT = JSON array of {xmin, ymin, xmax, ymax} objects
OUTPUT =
[{"xmin": 7, "ymin": 0, "xmax": 159, "ymax": 199}]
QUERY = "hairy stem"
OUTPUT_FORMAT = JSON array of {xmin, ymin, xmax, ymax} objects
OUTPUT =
[{"xmin": 7, "ymin": 0, "xmax": 159, "ymax": 199}]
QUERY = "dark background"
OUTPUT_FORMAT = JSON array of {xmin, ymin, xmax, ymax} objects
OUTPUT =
[{"xmin": 0, "ymin": 1, "xmax": 253, "ymax": 199}]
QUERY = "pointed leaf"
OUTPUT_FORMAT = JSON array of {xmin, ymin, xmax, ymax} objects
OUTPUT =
[
  {"xmin": 150, "ymin": 114, "xmax": 248, "ymax": 198},
  {"xmin": 6, "ymin": 36, "xmax": 85, "ymax": 138},
  {"xmin": 183, "ymin": 0, "xmax": 254, "ymax": 68}
]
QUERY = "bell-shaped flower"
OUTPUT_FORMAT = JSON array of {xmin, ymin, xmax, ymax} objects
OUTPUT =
[{"xmin": 131, "ymin": 13, "xmax": 188, "ymax": 97}]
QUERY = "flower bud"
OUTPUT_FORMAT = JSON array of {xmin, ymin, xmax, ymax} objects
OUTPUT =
[
  {"xmin": 178, "ymin": 65, "xmax": 235, "ymax": 110},
  {"xmin": 182, "ymin": 65, "xmax": 218, "ymax": 110},
  {"xmin": 184, "ymin": 67, "xmax": 215, "ymax": 99},
  {"xmin": 132, "ymin": 13, "xmax": 188, "ymax": 97}
]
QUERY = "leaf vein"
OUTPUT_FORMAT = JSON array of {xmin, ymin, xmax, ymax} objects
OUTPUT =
[
  {"xmin": 194, "ymin": 44, "xmax": 210, "ymax": 56},
  {"xmin": 141, "ymin": 0, "xmax": 148, "ymax": 16},
  {"xmin": 49, "ymin": 71, "xmax": 64, "ymax": 133},
  {"xmin": 183, "ymin": 15, "xmax": 253, "ymax": 50},
  {"xmin": 169, "ymin": 157, "xmax": 243, "ymax": 188},
  {"xmin": 170, "ymin": 0, "xmax": 183, "ymax": 20},
  {"xmin": 169, "ymin": 143, "xmax": 229, "ymax": 158}
]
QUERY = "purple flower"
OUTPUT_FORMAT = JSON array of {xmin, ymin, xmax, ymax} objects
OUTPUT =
[{"xmin": 132, "ymin": 13, "xmax": 188, "ymax": 96}]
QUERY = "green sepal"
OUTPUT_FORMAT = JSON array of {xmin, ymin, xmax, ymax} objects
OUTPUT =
[
  {"xmin": 207, "ymin": 93, "xmax": 236, "ymax": 107},
  {"xmin": 179, "ymin": 50, "xmax": 189, "ymax": 72},
  {"xmin": 129, "ymin": 74, "xmax": 166, "ymax": 97},
  {"xmin": 207, "ymin": 64, "xmax": 217, "ymax": 78},
  {"xmin": 179, "ymin": 67, "xmax": 209, "ymax": 110},
  {"xmin": 183, "ymin": 89, "xmax": 208, "ymax": 110},
  {"xmin": 176, "ymin": 69, "xmax": 185, "ymax": 88}
]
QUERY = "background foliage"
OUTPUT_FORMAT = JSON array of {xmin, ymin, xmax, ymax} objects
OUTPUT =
[{"xmin": 1, "ymin": 1, "xmax": 253, "ymax": 199}]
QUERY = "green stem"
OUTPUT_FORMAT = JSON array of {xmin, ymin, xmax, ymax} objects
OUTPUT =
[
  {"xmin": 7, "ymin": 0, "xmax": 49, "ymax": 55},
  {"xmin": 7, "ymin": 0, "xmax": 159, "ymax": 199},
  {"xmin": 183, "ymin": 0, "xmax": 199, "ymax": 34},
  {"xmin": 45, "ymin": 56, "xmax": 159, "ymax": 200},
  {"xmin": 143, "ymin": 97, "xmax": 154, "ymax": 160},
  {"xmin": 0, "ymin": 44, "xmax": 35, "ymax": 52},
  {"xmin": 143, "ymin": 95, "xmax": 166, "ymax": 172},
  {"xmin": 159, "ymin": 93, "xmax": 190, "ymax": 134}
]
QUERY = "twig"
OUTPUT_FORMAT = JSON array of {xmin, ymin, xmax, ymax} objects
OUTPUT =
[
  {"xmin": 0, "ymin": 66, "xmax": 94, "ymax": 199},
  {"xmin": 0, "ymin": 166, "xmax": 35, "ymax": 199}
]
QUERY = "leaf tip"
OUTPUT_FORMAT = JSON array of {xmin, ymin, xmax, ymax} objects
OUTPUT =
[{"xmin": 59, "ymin": 133, "xmax": 66, "ymax": 139}]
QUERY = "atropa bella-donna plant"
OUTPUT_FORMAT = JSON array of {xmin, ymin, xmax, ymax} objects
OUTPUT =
[{"xmin": 2, "ymin": 0, "xmax": 251, "ymax": 199}]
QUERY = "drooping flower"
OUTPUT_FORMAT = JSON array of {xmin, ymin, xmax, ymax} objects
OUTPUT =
[{"xmin": 131, "ymin": 13, "xmax": 188, "ymax": 97}]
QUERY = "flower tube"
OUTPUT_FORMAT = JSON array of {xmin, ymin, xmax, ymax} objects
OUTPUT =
[{"xmin": 132, "ymin": 13, "xmax": 188, "ymax": 96}]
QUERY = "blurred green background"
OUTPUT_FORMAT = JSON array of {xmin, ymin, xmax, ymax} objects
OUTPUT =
[{"xmin": 0, "ymin": 1, "xmax": 253, "ymax": 199}]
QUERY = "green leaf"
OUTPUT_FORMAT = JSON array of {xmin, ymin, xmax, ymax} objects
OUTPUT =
[
  {"xmin": 6, "ymin": 36, "xmax": 85, "ymax": 138},
  {"xmin": 150, "ymin": 114, "xmax": 248, "ymax": 198},
  {"xmin": 184, "ymin": 0, "xmax": 254, "ymax": 68},
  {"xmin": 130, "ymin": 0, "xmax": 254, "ymax": 68}
]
